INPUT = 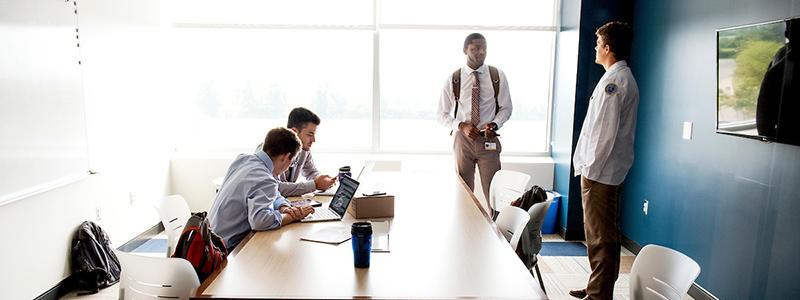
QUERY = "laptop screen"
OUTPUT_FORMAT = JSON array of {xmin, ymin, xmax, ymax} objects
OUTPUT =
[{"xmin": 329, "ymin": 176, "xmax": 359, "ymax": 217}]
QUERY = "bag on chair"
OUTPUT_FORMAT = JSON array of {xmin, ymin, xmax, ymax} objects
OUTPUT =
[
  {"xmin": 71, "ymin": 221, "xmax": 121, "ymax": 295},
  {"xmin": 171, "ymin": 211, "xmax": 228, "ymax": 281},
  {"xmin": 510, "ymin": 185, "xmax": 547, "ymax": 211},
  {"xmin": 511, "ymin": 185, "xmax": 548, "ymax": 267}
]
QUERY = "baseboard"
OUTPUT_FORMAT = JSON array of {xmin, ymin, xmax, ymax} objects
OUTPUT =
[
  {"xmin": 556, "ymin": 225, "xmax": 566, "ymax": 239},
  {"xmin": 34, "ymin": 276, "xmax": 74, "ymax": 300},
  {"xmin": 562, "ymin": 226, "xmax": 585, "ymax": 241},
  {"xmin": 688, "ymin": 282, "xmax": 720, "ymax": 300},
  {"xmin": 35, "ymin": 222, "xmax": 164, "ymax": 300},
  {"xmin": 621, "ymin": 234, "xmax": 642, "ymax": 253},
  {"xmin": 621, "ymin": 234, "xmax": 718, "ymax": 300}
]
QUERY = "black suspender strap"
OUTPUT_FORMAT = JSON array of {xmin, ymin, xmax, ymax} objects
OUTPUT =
[{"xmin": 488, "ymin": 65, "xmax": 500, "ymax": 115}]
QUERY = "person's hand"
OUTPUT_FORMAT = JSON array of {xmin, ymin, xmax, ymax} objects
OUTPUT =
[
  {"xmin": 298, "ymin": 205, "xmax": 314, "ymax": 218},
  {"xmin": 280, "ymin": 205, "xmax": 304, "ymax": 221},
  {"xmin": 459, "ymin": 122, "xmax": 480, "ymax": 139},
  {"xmin": 314, "ymin": 175, "xmax": 336, "ymax": 190},
  {"xmin": 482, "ymin": 123, "xmax": 497, "ymax": 138}
]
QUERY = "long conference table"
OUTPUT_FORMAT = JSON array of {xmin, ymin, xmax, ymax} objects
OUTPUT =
[{"xmin": 195, "ymin": 168, "xmax": 548, "ymax": 299}]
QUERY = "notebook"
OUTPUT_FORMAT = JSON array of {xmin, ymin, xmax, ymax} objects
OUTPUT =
[
  {"xmin": 301, "ymin": 176, "xmax": 360, "ymax": 222},
  {"xmin": 315, "ymin": 165, "xmax": 366, "ymax": 196}
]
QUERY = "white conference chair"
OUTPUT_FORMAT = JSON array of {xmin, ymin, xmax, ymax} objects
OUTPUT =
[
  {"xmin": 630, "ymin": 244, "xmax": 701, "ymax": 300},
  {"xmin": 495, "ymin": 206, "xmax": 531, "ymax": 250},
  {"xmin": 155, "ymin": 195, "xmax": 191, "ymax": 257},
  {"xmin": 489, "ymin": 170, "xmax": 531, "ymax": 214},
  {"xmin": 115, "ymin": 249, "xmax": 200, "ymax": 300},
  {"xmin": 523, "ymin": 198, "xmax": 554, "ymax": 293}
]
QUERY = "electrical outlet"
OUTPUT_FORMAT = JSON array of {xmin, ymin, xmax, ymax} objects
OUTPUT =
[
  {"xmin": 96, "ymin": 207, "xmax": 103, "ymax": 221},
  {"xmin": 643, "ymin": 199, "xmax": 649, "ymax": 215},
  {"xmin": 682, "ymin": 122, "xmax": 693, "ymax": 140}
]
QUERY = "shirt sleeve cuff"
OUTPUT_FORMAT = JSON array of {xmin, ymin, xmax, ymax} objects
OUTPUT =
[
  {"xmin": 302, "ymin": 181, "xmax": 317, "ymax": 193},
  {"xmin": 491, "ymin": 119, "xmax": 504, "ymax": 129},
  {"xmin": 275, "ymin": 197, "xmax": 290, "ymax": 209}
]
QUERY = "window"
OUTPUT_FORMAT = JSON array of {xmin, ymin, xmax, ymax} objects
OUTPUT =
[{"xmin": 168, "ymin": 0, "xmax": 558, "ymax": 154}]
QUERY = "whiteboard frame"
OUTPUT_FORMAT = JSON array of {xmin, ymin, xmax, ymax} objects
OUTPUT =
[{"xmin": 0, "ymin": 171, "xmax": 89, "ymax": 207}]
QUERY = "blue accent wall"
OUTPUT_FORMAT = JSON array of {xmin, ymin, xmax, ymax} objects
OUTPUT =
[{"xmin": 623, "ymin": 0, "xmax": 800, "ymax": 298}]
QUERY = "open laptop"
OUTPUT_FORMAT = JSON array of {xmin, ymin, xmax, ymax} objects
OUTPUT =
[
  {"xmin": 314, "ymin": 164, "xmax": 366, "ymax": 196},
  {"xmin": 301, "ymin": 175, "xmax": 360, "ymax": 222}
]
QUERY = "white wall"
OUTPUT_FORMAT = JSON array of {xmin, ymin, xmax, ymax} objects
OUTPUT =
[{"xmin": 0, "ymin": 0, "xmax": 171, "ymax": 298}]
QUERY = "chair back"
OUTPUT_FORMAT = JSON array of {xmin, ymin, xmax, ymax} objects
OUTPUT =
[
  {"xmin": 489, "ymin": 170, "xmax": 531, "ymax": 212},
  {"xmin": 495, "ymin": 206, "xmax": 531, "ymax": 250},
  {"xmin": 155, "ymin": 195, "xmax": 191, "ymax": 257},
  {"xmin": 114, "ymin": 250, "xmax": 200, "ymax": 300},
  {"xmin": 630, "ymin": 244, "xmax": 701, "ymax": 300},
  {"xmin": 524, "ymin": 199, "xmax": 553, "ymax": 253}
]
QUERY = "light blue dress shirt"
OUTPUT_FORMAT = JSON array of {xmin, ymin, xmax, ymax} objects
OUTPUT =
[{"xmin": 208, "ymin": 150, "xmax": 290, "ymax": 250}]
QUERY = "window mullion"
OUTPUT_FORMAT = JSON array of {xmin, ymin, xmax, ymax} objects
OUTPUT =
[{"xmin": 372, "ymin": 0, "xmax": 380, "ymax": 152}]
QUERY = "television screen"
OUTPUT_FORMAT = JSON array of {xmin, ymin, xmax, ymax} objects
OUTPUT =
[{"xmin": 717, "ymin": 17, "xmax": 799, "ymax": 145}]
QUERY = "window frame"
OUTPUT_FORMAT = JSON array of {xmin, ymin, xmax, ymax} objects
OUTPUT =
[{"xmin": 170, "ymin": 0, "xmax": 560, "ymax": 157}]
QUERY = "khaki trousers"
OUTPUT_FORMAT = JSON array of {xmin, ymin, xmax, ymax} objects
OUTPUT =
[
  {"xmin": 580, "ymin": 176, "xmax": 621, "ymax": 300},
  {"xmin": 453, "ymin": 132, "xmax": 502, "ymax": 209}
]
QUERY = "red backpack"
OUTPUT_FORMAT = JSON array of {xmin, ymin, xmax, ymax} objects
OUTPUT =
[{"xmin": 171, "ymin": 212, "xmax": 228, "ymax": 281}]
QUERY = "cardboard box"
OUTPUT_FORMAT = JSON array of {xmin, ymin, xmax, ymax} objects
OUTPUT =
[{"xmin": 348, "ymin": 194, "xmax": 395, "ymax": 219}]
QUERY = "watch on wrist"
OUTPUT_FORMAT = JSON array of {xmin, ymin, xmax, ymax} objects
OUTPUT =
[{"xmin": 490, "ymin": 123, "xmax": 498, "ymax": 131}]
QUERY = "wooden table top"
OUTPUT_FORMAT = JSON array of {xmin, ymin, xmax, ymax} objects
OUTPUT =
[{"xmin": 196, "ymin": 170, "xmax": 547, "ymax": 299}]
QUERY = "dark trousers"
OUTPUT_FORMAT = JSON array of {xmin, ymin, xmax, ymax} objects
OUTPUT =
[{"xmin": 580, "ymin": 176, "xmax": 621, "ymax": 300}]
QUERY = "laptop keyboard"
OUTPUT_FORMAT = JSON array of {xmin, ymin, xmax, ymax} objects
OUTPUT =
[{"xmin": 307, "ymin": 208, "xmax": 339, "ymax": 220}]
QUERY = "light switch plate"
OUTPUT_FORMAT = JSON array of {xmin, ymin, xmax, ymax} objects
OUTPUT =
[{"xmin": 682, "ymin": 122, "xmax": 693, "ymax": 140}]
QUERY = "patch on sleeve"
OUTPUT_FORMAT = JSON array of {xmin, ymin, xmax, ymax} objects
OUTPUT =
[{"xmin": 604, "ymin": 83, "xmax": 618, "ymax": 95}]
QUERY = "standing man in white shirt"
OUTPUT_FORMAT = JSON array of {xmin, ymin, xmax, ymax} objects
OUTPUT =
[
  {"xmin": 261, "ymin": 107, "xmax": 337, "ymax": 196},
  {"xmin": 436, "ymin": 33, "xmax": 513, "ymax": 214},
  {"xmin": 570, "ymin": 21, "xmax": 639, "ymax": 300}
]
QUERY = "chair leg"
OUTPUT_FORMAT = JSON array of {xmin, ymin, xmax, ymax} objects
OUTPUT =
[{"xmin": 534, "ymin": 263, "xmax": 546, "ymax": 294}]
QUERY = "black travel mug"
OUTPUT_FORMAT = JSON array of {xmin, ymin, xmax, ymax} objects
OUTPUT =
[{"xmin": 351, "ymin": 222, "xmax": 372, "ymax": 268}]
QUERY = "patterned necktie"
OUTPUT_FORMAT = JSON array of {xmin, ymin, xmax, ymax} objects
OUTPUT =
[{"xmin": 471, "ymin": 71, "xmax": 480, "ymax": 126}]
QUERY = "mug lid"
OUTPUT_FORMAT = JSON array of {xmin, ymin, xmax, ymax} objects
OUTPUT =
[{"xmin": 351, "ymin": 221, "xmax": 372, "ymax": 234}]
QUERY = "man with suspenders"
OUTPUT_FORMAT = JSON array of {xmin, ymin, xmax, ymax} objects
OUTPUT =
[{"xmin": 436, "ymin": 33, "xmax": 513, "ymax": 214}]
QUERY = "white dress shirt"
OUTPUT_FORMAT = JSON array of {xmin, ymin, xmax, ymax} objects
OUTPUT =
[
  {"xmin": 277, "ymin": 150, "xmax": 320, "ymax": 196},
  {"xmin": 254, "ymin": 144, "xmax": 321, "ymax": 196},
  {"xmin": 573, "ymin": 60, "xmax": 639, "ymax": 186},
  {"xmin": 436, "ymin": 64, "xmax": 513, "ymax": 131}
]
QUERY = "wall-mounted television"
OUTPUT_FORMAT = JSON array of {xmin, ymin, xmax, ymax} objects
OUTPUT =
[{"xmin": 717, "ymin": 17, "xmax": 799, "ymax": 146}]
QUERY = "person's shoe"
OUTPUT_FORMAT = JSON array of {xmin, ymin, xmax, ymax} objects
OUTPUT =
[{"xmin": 568, "ymin": 289, "xmax": 587, "ymax": 299}]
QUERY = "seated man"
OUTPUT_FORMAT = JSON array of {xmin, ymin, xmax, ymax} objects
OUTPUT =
[
  {"xmin": 210, "ymin": 127, "xmax": 315, "ymax": 250},
  {"xmin": 260, "ymin": 107, "xmax": 337, "ymax": 196}
]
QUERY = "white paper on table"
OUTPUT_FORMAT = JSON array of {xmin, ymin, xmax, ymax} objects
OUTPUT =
[
  {"xmin": 371, "ymin": 220, "xmax": 391, "ymax": 252},
  {"xmin": 300, "ymin": 226, "xmax": 351, "ymax": 244}
]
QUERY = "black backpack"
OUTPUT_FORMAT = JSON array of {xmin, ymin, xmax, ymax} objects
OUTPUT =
[
  {"xmin": 172, "ymin": 212, "xmax": 228, "ymax": 281},
  {"xmin": 70, "ymin": 221, "xmax": 121, "ymax": 295}
]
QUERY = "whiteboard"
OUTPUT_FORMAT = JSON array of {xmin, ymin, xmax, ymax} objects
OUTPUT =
[{"xmin": 0, "ymin": 0, "xmax": 90, "ymax": 206}]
